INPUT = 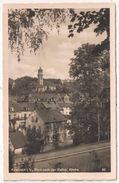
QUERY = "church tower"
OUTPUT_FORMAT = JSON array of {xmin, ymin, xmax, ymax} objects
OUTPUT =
[{"xmin": 37, "ymin": 67, "xmax": 43, "ymax": 92}]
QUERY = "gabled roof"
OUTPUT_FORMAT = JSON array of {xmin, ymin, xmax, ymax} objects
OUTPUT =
[
  {"xmin": 9, "ymin": 101, "xmax": 35, "ymax": 112},
  {"xmin": 36, "ymin": 103, "xmax": 66, "ymax": 123},
  {"xmin": 10, "ymin": 131, "xmax": 27, "ymax": 149},
  {"xmin": 42, "ymin": 101, "xmax": 60, "ymax": 109}
]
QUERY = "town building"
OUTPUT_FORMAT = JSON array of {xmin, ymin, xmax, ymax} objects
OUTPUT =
[
  {"xmin": 59, "ymin": 103, "xmax": 72, "ymax": 116},
  {"xmin": 26, "ymin": 103, "xmax": 69, "ymax": 144},
  {"xmin": 9, "ymin": 101, "xmax": 35, "ymax": 133}
]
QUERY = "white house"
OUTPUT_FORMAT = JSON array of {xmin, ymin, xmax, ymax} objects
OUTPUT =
[{"xmin": 9, "ymin": 101, "xmax": 35, "ymax": 131}]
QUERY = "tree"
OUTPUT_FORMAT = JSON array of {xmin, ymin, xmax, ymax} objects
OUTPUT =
[
  {"xmin": 19, "ymin": 157, "xmax": 35, "ymax": 172},
  {"xmin": 72, "ymin": 122, "xmax": 81, "ymax": 145},
  {"xmin": 8, "ymin": 8, "xmax": 109, "ymax": 61},
  {"xmin": 8, "ymin": 8, "xmax": 68, "ymax": 61},
  {"xmin": 98, "ymin": 50, "xmax": 110, "ymax": 140},
  {"xmin": 68, "ymin": 8, "xmax": 109, "ymax": 54},
  {"xmin": 9, "ymin": 76, "xmax": 37, "ymax": 96},
  {"xmin": 26, "ymin": 126, "xmax": 37, "ymax": 154},
  {"xmin": 69, "ymin": 44, "xmax": 109, "ymax": 144},
  {"xmin": 53, "ymin": 126, "xmax": 59, "ymax": 149},
  {"xmin": 9, "ymin": 149, "xmax": 14, "ymax": 172},
  {"xmin": 26, "ymin": 125, "xmax": 45, "ymax": 154}
]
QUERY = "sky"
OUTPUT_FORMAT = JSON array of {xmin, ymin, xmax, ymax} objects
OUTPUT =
[{"xmin": 9, "ymin": 11, "xmax": 107, "ymax": 80}]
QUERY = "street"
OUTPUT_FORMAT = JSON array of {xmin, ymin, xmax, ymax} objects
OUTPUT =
[{"xmin": 14, "ymin": 141, "xmax": 110, "ymax": 172}]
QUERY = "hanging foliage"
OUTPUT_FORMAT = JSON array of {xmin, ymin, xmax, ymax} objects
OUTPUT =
[{"xmin": 8, "ymin": 8, "xmax": 109, "ymax": 61}]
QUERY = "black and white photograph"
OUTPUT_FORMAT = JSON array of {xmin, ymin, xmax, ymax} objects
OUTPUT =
[{"xmin": 3, "ymin": 3, "xmax": 116, "ymax": 180}]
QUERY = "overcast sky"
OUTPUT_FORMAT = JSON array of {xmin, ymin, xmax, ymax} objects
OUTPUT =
[{"xmin": 9, "ymin": 15, "xmax": 107, "ymax": 80}]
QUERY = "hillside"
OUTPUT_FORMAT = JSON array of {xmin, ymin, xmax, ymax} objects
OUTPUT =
[{"xmin": 9, "ymin": 76, "xmax": 73, "ymax": 96}]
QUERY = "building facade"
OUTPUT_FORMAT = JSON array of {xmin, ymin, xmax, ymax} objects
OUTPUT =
[{"xmin": 26, "ymin": 103, "xmax": 69, "ymax": 144}]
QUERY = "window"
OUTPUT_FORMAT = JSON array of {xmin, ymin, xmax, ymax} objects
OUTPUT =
[
  {"xmin": 31, "ymin": 116, "xmax": 34, "ymax": 122},
  {"xmin": 11, "ymin": 107, "xmax": 14, "ymax": 112},
  {"xmin": 46, "ymin": 124, "xmax": 51, "ymax": 132},
  {"xmin": 24, "ymin": 113, "xmax": 27, "ymax": 119},
  {"xmin": 36, "ymin": 117, "xmax": 38, "ymax": 123},
  {"xmin": 24, "ymin": 107, "xmax": 26, "ymax": 111}
]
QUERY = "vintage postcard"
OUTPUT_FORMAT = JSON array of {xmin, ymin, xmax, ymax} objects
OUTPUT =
[{"xmin": 3, "ymin": 3, "xmax": 116, "ymax": 180}]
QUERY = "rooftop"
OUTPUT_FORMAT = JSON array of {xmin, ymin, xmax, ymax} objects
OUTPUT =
[
  {"xmin": 10, "ymin": 131, "xmax": 27, "ymax": 149},
  {"xmin": 9, "ymin": 101, "xmax": 35, "ymax": 112},
  {"xmin": 36, "ymin": 103, "xmax": 66, "ymax": 124}
]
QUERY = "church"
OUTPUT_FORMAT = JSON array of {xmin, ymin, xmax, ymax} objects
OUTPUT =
[{"xmin": 37, "ymin": 67, "xmax": 56, "ymax": 93}]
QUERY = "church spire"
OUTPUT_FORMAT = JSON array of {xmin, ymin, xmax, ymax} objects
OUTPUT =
[{"xmin": 37, "ymin": 66, "xmax": 43, "ymax": 92}]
